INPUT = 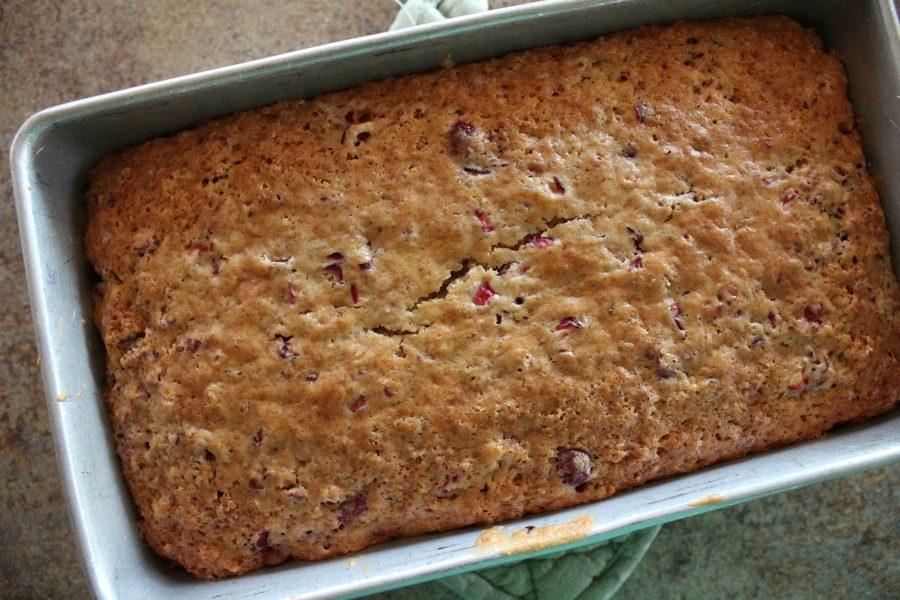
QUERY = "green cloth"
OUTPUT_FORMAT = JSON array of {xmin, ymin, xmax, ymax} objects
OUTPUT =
[
  {"xmin": 376, "ymin": 5, "xmax": 662, "ymax": 598},
  {"xmin": 372, "ymin": 526, "xmax": 661, "ymax": 599}
]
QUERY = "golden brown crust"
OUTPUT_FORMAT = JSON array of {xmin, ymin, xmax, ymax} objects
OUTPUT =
[{"xmin": 85, "ymin": 16, "xmax": 900, "ymax": 579}]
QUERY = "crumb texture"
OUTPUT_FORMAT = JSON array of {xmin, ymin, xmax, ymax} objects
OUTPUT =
[{"xmin": 85, "ymin": 17, "xmax": 900, "ymax": 579}]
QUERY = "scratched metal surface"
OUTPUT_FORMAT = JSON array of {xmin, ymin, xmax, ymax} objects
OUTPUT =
[{"xmin": 9, "ymin": 0, "xmax": 900, "ymax": 598}]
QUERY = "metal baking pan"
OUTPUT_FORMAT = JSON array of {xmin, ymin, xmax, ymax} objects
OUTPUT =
[{"xmin": 10, "ymin": 0, "xmax": 899, "ymax": 598}]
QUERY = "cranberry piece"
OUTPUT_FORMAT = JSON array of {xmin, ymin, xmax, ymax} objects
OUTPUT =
[
  {"xmin": 306, "ymin": 372, "xmax": 318, "ymax": 382},
  {"xmin": 532, "ymin": 234, "xmax": 554, "ymax": 248},
  {"xmin": 359, "ymin": 259, "xmax": 373, "ymax": 270},
  {"xmin": 669, "ymin": 301, "xmax": 685, "ymax": 331},
  {"xmin": 256, "ymin": 530, "xmax": 270, "ymax": 549},
  {"xmin": 183, "ymin": 338, "xmax": 201, "ymax": 353},
  {"xmin": 550, "ymin": 177, "xmax": 566, "ymax": 194},
  {"xmin": 384, "ymin": 387, "xmax": 395, "ymax": 397},
  {"xmin": 555, "ymin": 316, "xmax": 585, "ymax": 331},
  {"xmin": 349, "ymin": 394, "xmax": 367, "ymax": 413},
  {"xmin": 323, "ymin": 263, "xmax": 344, "ymax": 283},
  {"xmin": 627, "ymin": 227, "xmax": 645, "ymax": 252},
  {"xmin": 556, "ymin": 447, "xmax": 593, "ymax": 487},
  {"xmin": 472, "ymin": 281, "xmax": 496, "ymax": 306},
  {"xmin": 275, "ymin": 335, "xmax": 298, "ymax": 360},
  {"xmin": 782, "ymin": 190, "xmax": 798, "ymax": 204},
  {"xmin": 211, "ymin": 257, "xmax": 224, "ymax": 275},
  {"xmin": 338, "ymin": 493, "xmax": 368, "ymax": 525},
  {"xmin": 270, "ymin": 256, "xmax": 291, "ymax": 263},
  {"xmin": 804, "ymin": 303, "xmax": 826, "ymax": 324},
  {"xmin": 634, "ymin": 102, "xmax": 647, "ymax": 123},
  {"xmin": 787, "ymin": 378, "xmax": 808, "ymax": 393},
  {"xmin": 449, "ymin": 118, "xmax": 476, "ymax": 156},
  {"xmin": 350, "ymin": 283, "xmax": 360, "ymax": 305},
  {"xmin": 474, "ymin": 210, "xmax": 494, "ymax": 233},
  {"xmin": 249, "ymin": 478, "xmax": 264, "ymax": 490},
  {"xmin": 284, "ymin": 488, "xmax": 307, "ymax": 501},
  {"xmin": 327, "ymin": 252, "xmax": 344, "ymax": 260},
  {"xmin": 629, "ymin": 255, "xmax": 644, "ymax": 270},
  {"xmin": 767, "ymin": 311, "xmax": 777, "ymax": 328},
  {"xmin": 253, "ymin": 428, "xmax": 264, "ymax": 445},
  {"xmin": 463, "ymin": 165, "xmax": 491, "ymax": 175},
  {"xmin": 287, "ymin": 284, "xmax": 299, "ymax": 304},
  {"xmin": 261, "ymin": 547, "xmax": 285, "ymax": 566}
]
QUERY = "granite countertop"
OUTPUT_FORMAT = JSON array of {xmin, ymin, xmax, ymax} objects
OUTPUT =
[{"xmin": 0, "ymin": 1, "xmax": 896, "ymax": 598}]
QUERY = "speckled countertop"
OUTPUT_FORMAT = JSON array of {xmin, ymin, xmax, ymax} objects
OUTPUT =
[{"xmin": 0, "ymin": 1, "xmax": 897, "ymax": 598}]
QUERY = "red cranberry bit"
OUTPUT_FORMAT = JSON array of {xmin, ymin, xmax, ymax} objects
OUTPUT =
[
  {"xmin": 253, "ymin": 428, "xmax": 264, "ymax": 446},
  {"xmin": 338, "ymin": 493, "xmax": 368, "ymax": 525},
  {"xmin": 804, "ymin": 303, "xmax": 826, "ymax": 324},
  {"xmin": 349, "ymin": 394, "xmax": 367, "ymax": 413},
  {"xmin": 449, "ymin": 118, "xmax": 476, "ymax": 155},
  {"xmin": 634, "ymin": 102, "xmax": 647, "ymax": 123},
  {"xmin": 463, "ymin": 165, "xmax": 491, "ymax": 175},
  {"xmin": 350, "ymin": 283, "xmax": 360, "ymax": 305},
  {"xmin": 472, "ymin": 281, "xmax": 496, "ymax": 306},
  {"xmin": 532, "ymin": 234, "xmax": 554, "ymax": 248},
  {"xmin": 669, "ymin": 302, "xmax": 685, "ymax": 331},
  {"xmin": 306, "ymin": 372, "xmax": 318, "ymax": 382},
  {"xmin": 323, "ymin": 263, "xmax": 344, "ymax": 283},
  {"xmin": 627, "ymin": 227, "xmax": 645, "ymax": 252},
  {"xmin": 183, "ymin": 338, "xmax": 201, "ymax": 353},
  {"xmin": 275, "ymin": 335, "xmax": 298, "ymax": 360},
  {"xmin": 249, "ymin": 478, "xmax": 264, "ymax": 490},
  {"xmin": 287, "ymin": 283, "xmax": 299, "ymax": 304},
  {"xmin": 327, "ymin": 252, "xmax": 344, "ymax": 260},
  {"xmin": 787, "ymin": 378, "xmax": 809, "ymax": 393},
  {"xmin": 555, "ymin": 447, "xmax": 593, "ymax": 487},
  {"xmin": 261, "ymin": 547, "xmax": 286, "ymax": 566},
  {"xmin": 256, "ymin": 530, "xmax": 271, "ymax": 549},
  {"xmin": 474, "ymin": 210, "xmax": 495, "ymax": 233},
  {"xmin": 781, "ymin": 190, "xmax": 798, "ymax": 204},
  {"xmin": 285, "ymin": 488, "xmax": 307, "ymax": 501},
  {"xmin": 550, "ymin": 176, "xmax": 566, "ymax": 194},
  {"xmin": 270, "ymin": 256, "xmax": 291, "ymax": 263},
  {"xmin": 555, "ymin": 316, "xmax": 585, "ymax": 331},
  {"xmin": 359, "ymin": 259, "xmax": 373, "ymax": 270},
  {"xmin": 767, "ymin": 312, "xmax": 777, "ymax": 328},
  {"xmin": 629, "ymin": 255, "xmax": 643, "ymax": 270},
  {"xmin": 384, "ymin": 387, "xmax": 395, "ymax": 397},
  {"xmin": 211, "ymin": 256, "xmax": 224, "ymax": 275}
]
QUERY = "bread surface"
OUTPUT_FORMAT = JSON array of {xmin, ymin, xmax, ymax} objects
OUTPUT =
[{"xmin": 85, "ymin": 16, "xmax": 900, "ymax": 578}]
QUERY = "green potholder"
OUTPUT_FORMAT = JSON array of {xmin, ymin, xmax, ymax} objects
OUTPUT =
[{"xmin": 373, "ymin": 525, "xmax": 661, "ymax": 600}]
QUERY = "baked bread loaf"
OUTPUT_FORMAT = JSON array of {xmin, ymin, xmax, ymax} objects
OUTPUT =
[{"xmin": 85, "ymin": 16, "xmax": 900, "ymax": 579}]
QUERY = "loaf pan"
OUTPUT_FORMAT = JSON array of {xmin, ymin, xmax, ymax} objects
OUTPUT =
[{"xmin": 10, "ymin": 0, "xmax": 900, "ymax": 598}]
